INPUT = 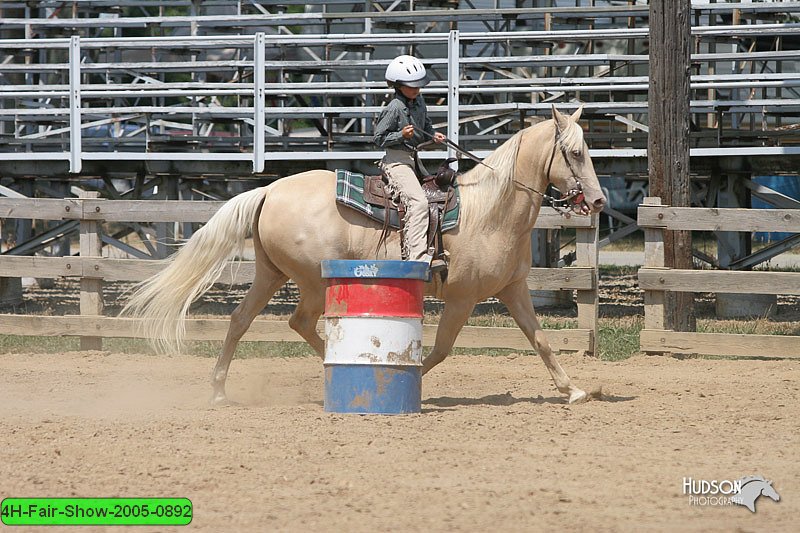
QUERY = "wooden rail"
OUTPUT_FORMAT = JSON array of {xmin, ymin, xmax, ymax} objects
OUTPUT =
[
  {"xmin": 0, "ymin": 196, "xmax": 600, "ymax": 355},
  {"xmin": 638, "ymin": 197, "xmax": 800, "ymax": 358}
]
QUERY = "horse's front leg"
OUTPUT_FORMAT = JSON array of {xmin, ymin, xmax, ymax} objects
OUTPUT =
[
  {"xmin": 421, "ymin": 299, "xmax": 475, "ymax": 375},
  {"xmin": 496, "ymin": 279, "xmax": 588, "ymax": 404}
]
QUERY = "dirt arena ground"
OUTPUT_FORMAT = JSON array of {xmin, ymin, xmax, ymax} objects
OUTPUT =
[{"xmin": 1, "ymin": 350, "xmax": 797, "ymax": 532}]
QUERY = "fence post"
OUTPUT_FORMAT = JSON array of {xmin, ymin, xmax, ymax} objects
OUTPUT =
[
  {"xmin": 575, "ymin": 216, "xmax": 599, "ymax": 356},
  {"xmin": 648, "ymin": 1, "xmax": 694, "ymax": 331},
  {"xmin": 79, "ymin": 191, "xmax": 103, "ymax": 350},
  {"xmin": 642, "ymin": 196, "xmax": 666, "ymax": 351},
  {"xmin": 447, "ymin": 29, "xmax": 460, "ymax": 170},
  {"xmin": 69, "ymin": 35, "xmax": 82, "ymax": 174},
  {"xmin": 253, "ymin": 32, "xmax": 266, "ymax": 174}
]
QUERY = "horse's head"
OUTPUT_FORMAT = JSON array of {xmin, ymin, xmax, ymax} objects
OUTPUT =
[
  {"xmin": 761, "ymin": 480, "xmax": 781, "ymax": 502},
  {"xmin": 544, "ymin": 105, "xmax": 607, "ymax": 215}
]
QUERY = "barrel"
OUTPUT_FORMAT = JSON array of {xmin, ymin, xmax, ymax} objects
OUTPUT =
[{"xmin": 320, "ymin": 259, "xmax": 428, "ymax": 414}]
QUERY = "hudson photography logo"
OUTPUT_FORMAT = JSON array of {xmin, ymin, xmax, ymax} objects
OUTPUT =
[{"xmin": 683, "ymin": 476, "xmax": 781, "ymax": 512}]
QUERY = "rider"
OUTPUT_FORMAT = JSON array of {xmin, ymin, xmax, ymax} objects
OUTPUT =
[{"xmin": 373, "ymin": 54, "xmax": 447, "ymax": 271}]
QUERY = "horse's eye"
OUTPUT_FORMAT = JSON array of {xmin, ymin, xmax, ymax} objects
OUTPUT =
[{"xmin": 571, "ymin": 149, "xmax": 582, "ymax": 158}]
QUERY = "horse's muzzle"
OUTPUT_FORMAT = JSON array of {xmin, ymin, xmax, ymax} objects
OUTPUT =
[{"xmin": 570, "ymin": 183, "xmax": 606, "ymax": 216}]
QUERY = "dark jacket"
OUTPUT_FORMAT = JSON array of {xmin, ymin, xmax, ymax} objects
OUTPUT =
[{"xmin": 373, "ymin": 90, "xmax": 435, "ymax": 151}]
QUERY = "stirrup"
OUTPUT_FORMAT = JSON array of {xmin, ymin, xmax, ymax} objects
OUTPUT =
[{"xmin": 429, "ymin": 259, "xmax": 447, "ymax": 273}]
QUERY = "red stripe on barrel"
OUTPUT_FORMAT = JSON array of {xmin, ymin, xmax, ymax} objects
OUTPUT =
[{"xmin": 324, "ymin": 278, "xmax": 424, "ymax": 318}]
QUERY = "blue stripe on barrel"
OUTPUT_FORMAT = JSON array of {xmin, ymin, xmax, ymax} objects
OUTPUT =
[
  {"xmin": 321, "ymin": 259, "xmax": 430, "ymax": 280},
  {"xmin": 324, "ymin": 365, "xmax": 422, "ymax": 414},
  {"xmin": 321, "ymin": 260, "xmax": 426, "ymax": 415}
]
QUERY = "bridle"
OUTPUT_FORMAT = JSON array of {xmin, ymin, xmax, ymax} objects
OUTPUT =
[
  {"xmin": 417, "ymin": 121, "xmax": 589, "ymax": 217},
  {"xmin": 512, "ymin": 122, "xmax": 587, "ymax": 217}
]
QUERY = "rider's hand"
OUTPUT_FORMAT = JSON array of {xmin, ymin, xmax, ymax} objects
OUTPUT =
[
  {"xmin": 433, "ymin": 132, "xmax": 446, "ymax": 143},
  {"xmin": 402, "ymin": 124, "xmax": 415, "ymax": 139}
]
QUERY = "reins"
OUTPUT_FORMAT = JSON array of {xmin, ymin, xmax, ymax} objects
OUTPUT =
[
  {"xmin": 416, "ymin": 131, "xmax": 494, "ymax": 171},
  {"xmin": 418, "ymin": 123, "xmax": 586, "ymax": 217}
]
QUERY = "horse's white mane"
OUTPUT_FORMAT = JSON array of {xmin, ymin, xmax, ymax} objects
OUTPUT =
[
  {"xmin": 457, "ymin": 117, "xmax": 584, "ymax": 230},
  {"xmin": 456, "ymin": 129, "xmax": 523, "ymax": 229}
]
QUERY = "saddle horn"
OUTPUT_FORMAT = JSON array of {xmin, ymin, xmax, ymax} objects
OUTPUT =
[{"xmin": 435, "ymin": 158, "xmax": 458, "ymax": 188}]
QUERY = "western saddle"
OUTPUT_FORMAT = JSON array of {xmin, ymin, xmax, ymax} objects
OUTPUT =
[{"xmin": 364, "ymin": 156, "xmax": 458, "ymax": 278}]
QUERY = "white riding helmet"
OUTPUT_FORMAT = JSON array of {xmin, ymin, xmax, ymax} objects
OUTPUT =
[{"xmin": 385, "ymin": 55, "xmax": 429, "ymax": 88}]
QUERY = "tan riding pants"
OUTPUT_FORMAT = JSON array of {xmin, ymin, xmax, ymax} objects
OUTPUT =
[{"xmin": 380, "ymin": 148, "xmax": 431, "ymax": 262}]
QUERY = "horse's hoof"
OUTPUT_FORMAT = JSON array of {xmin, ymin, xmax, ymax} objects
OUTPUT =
[
  {"xmin": 209, "ymin": 391, "xmax": 231, "ymax": 407},
  {"xmin": 568, "ymin": 389, "xmax": 588, "ymax": 404}
]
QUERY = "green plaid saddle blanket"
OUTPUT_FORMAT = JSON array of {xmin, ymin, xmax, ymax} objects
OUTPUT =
[{"xmin": 335, "ymin": 169, "xmax": 460, "ymax": 232}]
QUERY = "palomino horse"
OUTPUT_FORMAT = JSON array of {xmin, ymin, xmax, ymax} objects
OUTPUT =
[{"xmin": 122, "ymin": 105, "xmax": 607, "ymax": 405}]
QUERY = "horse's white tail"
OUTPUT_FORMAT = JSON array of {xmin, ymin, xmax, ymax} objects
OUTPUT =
[{"xmin": 121, "ymin": 186, "xmax": 268, "ymax": 353}]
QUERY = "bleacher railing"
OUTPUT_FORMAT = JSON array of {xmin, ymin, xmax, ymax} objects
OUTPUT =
[{"xmin": 1, "ymin": 22, "xmax": 799, "ymax": 172}]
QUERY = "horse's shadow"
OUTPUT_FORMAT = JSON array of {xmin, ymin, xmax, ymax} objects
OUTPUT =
[{"xmin": 423, "ymin": 391, "xmax": 636, "ymax": 410}]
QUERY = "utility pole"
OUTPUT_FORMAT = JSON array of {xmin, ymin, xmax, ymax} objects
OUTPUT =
[{"xmin": 648, "ymin": 0, "xmax": 696, "ymax": 331}]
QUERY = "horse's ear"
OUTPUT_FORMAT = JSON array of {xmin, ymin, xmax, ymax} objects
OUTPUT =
[
  {"xmin": 571, "ymin": 105, "xmax": 584, "ymax": 123},
  {"xmin": 551, "ymin": 104, "xmax": 569, "ymax": 130}
]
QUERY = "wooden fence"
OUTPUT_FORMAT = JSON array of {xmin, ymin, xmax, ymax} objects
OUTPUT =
[
  {"xmin": 0, "ymin": 194, "xmax": 600, "ymax": 354},
  {"xmin": 638, "ymin": 197, "xmax": 800, "ymax": 358}
]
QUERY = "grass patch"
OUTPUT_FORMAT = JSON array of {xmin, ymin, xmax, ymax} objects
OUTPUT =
[
  {"xmin": 0, "ymin": 335, "xmax": 81, "ymax": 354},
  {"xmin": 697, "ymin": 318, "xmax": 800, "ymax": 336},
  {"xmin": 597, "ymin": 316, "xmax": 643, "ymax": 361},
  {"xmin": 0, "ymin": 335, "xmax": 317, "ymax": 359},
  {"xmin": 3, "ymin": 312, "xmax": 796, "ymax": 363},
  {"xmin": 163, "ymin": 340, "xmax": 317, "ymax": 359}
]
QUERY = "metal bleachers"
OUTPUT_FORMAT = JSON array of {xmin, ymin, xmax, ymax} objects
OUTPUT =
[{"xmin": 1, "ymin": 0, "xmax": 798, "ymax": 180}]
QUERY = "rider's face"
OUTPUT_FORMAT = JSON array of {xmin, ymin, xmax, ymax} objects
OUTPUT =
[{"xmin": 399, "ymin": 85, "xmax": 420, "ymax": 100}]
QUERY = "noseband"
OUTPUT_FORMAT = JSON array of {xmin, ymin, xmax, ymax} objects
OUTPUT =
[{"xmin": 513, "ymin": 122, "xmax": 587, "ymax": 217}]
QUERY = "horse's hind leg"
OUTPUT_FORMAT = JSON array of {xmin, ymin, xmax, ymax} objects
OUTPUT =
[
  {"xmin": 496, "ymin": 279, "xmax": 588, "ymax": 404},
  {"xmin": 288, "ymin": 287, "xmax": 325, "ymax": 358},
  {"xmin": 211, "ymin": 262, "xmax": 288, "ymax": 405},
  {"xmin": 421, "ymin": 298, "xmax": 475, "ymax": 375}
]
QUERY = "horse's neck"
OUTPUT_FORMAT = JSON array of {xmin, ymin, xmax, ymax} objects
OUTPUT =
[
  {"xmin": 457, "ymin": 128, "xmax": 550, "ymax": 233},
  {"xmin": 457, "ymin": 170, "xmax": 534, "ymax": 234}
]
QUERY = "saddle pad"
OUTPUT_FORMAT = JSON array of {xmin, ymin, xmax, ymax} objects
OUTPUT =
[{"xmin": 335, "ymin": 169, "xmax": 460, "ymax": 232}]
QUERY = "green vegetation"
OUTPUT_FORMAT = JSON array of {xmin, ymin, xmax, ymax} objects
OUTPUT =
[
  {"xmin": 0, "ymin": 335, "xmax": 316, "ymax": 359},
  {"xmin": 597, "ymin": 316, "xmax": 643, "ymax": 361},
  {"xmin": 0, "ymin": 314, "xmax": 640, "ymax": 361},
  {"xmin": 697, "ymin": 318, "xmax": 800, "ymax": 336},
  {"xmin": 0, "ymin": 335, "xmax": 82, "ymax": 354},
  {"xmin": 1, "ymin": 310, "xmax": 795, "ymax": 363}
]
